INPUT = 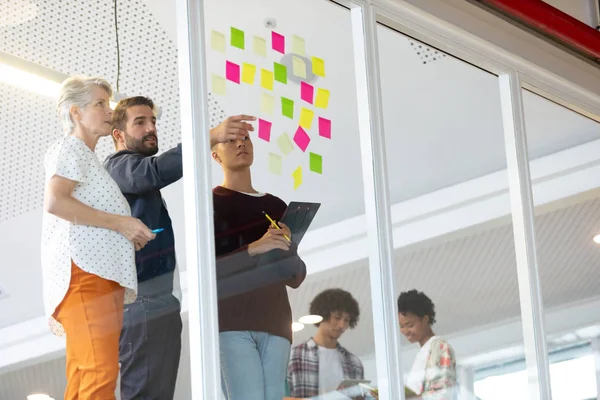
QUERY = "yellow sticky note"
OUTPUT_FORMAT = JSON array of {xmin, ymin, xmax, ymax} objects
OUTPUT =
[
  {"xmin": 299, "ymin": 108, "xmax": 314, "ymax": 130},
  {"xmin": 211, "ymin": 30, "xmax": 226, "ymax": 53},
  {"xmin": 260, "ymin": 92, "xmax": 274, "ymax": 115},
  {"xmin": 312, "ymin": 56, "xmax": 325, "ymax": 77},
  {"xmin": 212, "ymin": 74, "xmax": 226, "ymax": 96},
  {"xmin": 253, "ymin": 36, "xmax": 267, "ymax": 57},
  {"xmin": 241, "ymin": 63, "xmax": 256, "ymax": 85},
  {"xmin": 292, "ymin": 56, "xmax": 306, "ymax": 79},
  {"xmin": 315, "ymin": 88, "xmax": 330, "ymax": 109},
  {"xmin": 292, "ymin": 35, "xmax": 305, "ymax": 56},
  {"xmin": 292, "ymin": 166, "xmax": 302, "ymax": 190},
  {"xmin": 261, "ymin": 69, "xmax": 274, "ymax": 91},
  {"xmin": 268, "ymin": 153, "xmax": 282, "ymax": 175}
]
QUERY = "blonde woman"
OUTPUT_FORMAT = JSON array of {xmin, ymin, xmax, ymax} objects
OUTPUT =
[{"xmin": 41, "ymin": 76, "xmax": 155, "ymax": 399}]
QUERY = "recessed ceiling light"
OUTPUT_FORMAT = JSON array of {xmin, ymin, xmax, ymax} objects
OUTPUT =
[
  {"xmin": 298, "ymin": 315, "xmax": 323, "ymax": 324},
  {"xmin": 593, "ymin": 234, "xmax": 600, "ymax": 244},
  {"xmin": 27, "ymin": 394, "xmax": 54, "ymax": 400},
  {"xmin": 292, "ymin": 322, "xmax": 305, "ymax": 332},
  {"xmin": 0, "ymin": 51, "xmax": 119, "ymax": 109}
]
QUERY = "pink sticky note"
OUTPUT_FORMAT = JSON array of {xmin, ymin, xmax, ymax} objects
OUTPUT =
[
  {"xmin": 258, "ymin": 119, "xmax": 272, "ymax": 142},
  {"xmin": 226, "ymin": 61, "xmax": 240, "ymax": 84},
  {"xmin": 300, "ymin": 82, "xmax": 314, "ymax": 104},
  {"xmin": 293, "ymin": 126, "xmax": 311, "ymax": 152},
  {"xmin": 318, "ymin": 117, "xmax": 331, "ymax": 139},
  {"xmin": 272, "ymin": 31, "xmax": 285, "ymax": 54}
]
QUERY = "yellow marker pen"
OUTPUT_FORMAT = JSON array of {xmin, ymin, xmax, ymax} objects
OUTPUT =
[{"xmin": 262, "ymin": 211, "xmax": 291, "ymax": 242}]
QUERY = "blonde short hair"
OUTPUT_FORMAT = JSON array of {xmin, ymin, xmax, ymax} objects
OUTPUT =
[{"xmin": 57, "ymin": 76, "xmax": 113, "ymax": 134}]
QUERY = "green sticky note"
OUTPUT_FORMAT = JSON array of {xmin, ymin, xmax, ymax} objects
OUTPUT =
[
  {"xmin": 309, "ymin": 152, "xmax": 322, "ymax": 174},
  {"xmin": 281, "ymin": 97, "xmax": 294, "ymax": 119},
  {"xmin": 277, "ymin": 133, "xmax": 294, "ymax": 155},
  {"xmin": 231, "ymin": 27, "xmax": 245, "ymax": 49},
  {"xmin": 268, "ymin": 153, "xmax": 283, "ymax": 175},
  {"xmin": 274, "ymin": 62, "xmax": 287, "ymax": 84}
]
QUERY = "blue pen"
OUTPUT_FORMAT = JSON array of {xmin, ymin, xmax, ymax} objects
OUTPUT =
[{"xmin": 151, "ymin": 228, "xmax": 164, "ymax": 233}]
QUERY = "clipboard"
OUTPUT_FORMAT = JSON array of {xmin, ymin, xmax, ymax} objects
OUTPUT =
[
  {"xmin": 278, "ymin": 201, "xmax": 321, "ymax": 245},
  {"xmin": 256, "ymin": 201, "xmax": 320, "ymax": 267}
]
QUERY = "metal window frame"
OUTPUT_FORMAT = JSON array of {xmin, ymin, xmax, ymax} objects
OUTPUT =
[{"xmin": 175, "ymin": 0, "xmax": 600, "ymax": 399}]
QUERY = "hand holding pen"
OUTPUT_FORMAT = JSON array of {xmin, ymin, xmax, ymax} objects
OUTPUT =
[{"xmin": 247, "ymin": 213, "xmax": 292, "ymax": 256}]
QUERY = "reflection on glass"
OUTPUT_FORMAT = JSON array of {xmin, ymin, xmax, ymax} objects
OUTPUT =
[
  {"xmin": 205, "ymin": 0, "xmax": 382, "ymax": 399},
  {"xmin": 523, "ymin": 89, "xmax": 600, "ymax": 400},
  {"xmin": 379, "ymin": 23, "xmax": 526, "ymax": 400}
]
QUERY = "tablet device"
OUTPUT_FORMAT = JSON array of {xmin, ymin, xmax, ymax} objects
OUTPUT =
[{"xmin": 337, "ymin": 379, "xmax": 371, "ymax": 390}]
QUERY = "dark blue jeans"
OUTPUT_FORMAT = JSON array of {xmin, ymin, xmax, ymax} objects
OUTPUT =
[{"xmin": 119, "ymin": 293, "xmax": 182, "ymax": 400}]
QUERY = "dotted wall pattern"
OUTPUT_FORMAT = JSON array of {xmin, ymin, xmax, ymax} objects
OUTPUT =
[
  {"xmin": 0, "ymin": 83, "xmax": 63, "ymax": 222},
  {"xmin": 408, "ymin": 39, "xmax": 447, "ymax": 64},
  {"xmin": 0, "ymin": 0, "xmax": 226, "ymax": 222}
]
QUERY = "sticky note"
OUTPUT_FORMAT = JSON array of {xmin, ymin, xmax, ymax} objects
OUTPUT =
[
  {"xmin": 277, "ymin": 133, "xmax": 294, "ymax": 155},
  {"xmin": 299, "ymin": 108, "xmax": 314, "ymax": 130},
  {"xmin": 211, "ymin": 30, "xmax": 226, "ymax": 53},
  {"xmin": 318, "ymin": 117, "xmax": 331, "ymax": 139},
  {"xmin": 268, "ymin": 153, "xmax": 282, "ymax": 175},
  {"xmin": 292, "ymin": 56, "xmax": 306, "ymax": 79},
  {"xmin": 258, "ymin": 119, "xmax": 272, "ymax": 142},
  {"xmin": 253, "ymin": 36, "xmax": 267, "ymax": 57},
  {"xmin": 281, "ymin": 97, "xmax": 294, "ymax": 119},
  {"xmin": 315, "ymin": 88, "xmax": 330, "ymax": 109},
  {"xmin": 261, "ymin": 69, "xmax": 274, "ymax": 91},
  {"xmin": 226, "ymin": 61, "xmax": 240, "ymax": 84},
  {"xmin": 293, "ymin": 126, "xmax": 310, "ymax": 152},
  {"xmin": 241, "ymin": 63, "xmax": 256, "ymax": 84},
  {"xmin": 231, "ymin": 27, "xmax": 245, "ymax": 49},
  {"xmin": 274, "ymin": 62, "xmax": 287, "ymax": 84},
  {"xmin": 211, "ymin": 74, "xmax": 226, "ymax": 96},
  {"xmin": 272, "ymin": 31, "xmax": 285, "ymax": 53},
  {"xmin": 312, "ymin": 57, "xmax": 325, "ymax": 77},
  {"xmin": 309, "ymin": 152, "xmax": 323, "ymax": 174},
  {"xmin": 300, "ymin": 82, "xmax": 314, "ymax": 104},
  {"xmin": 260, "ymin": 92, "xmax": 275, "ymax": 115},
  {"xmin": 292, "ymin": 166, "xmax": 302, "ymax": 190},
  {"xmin": 292, "ymin": 35, "xmax": 305, "ymax": 56}
]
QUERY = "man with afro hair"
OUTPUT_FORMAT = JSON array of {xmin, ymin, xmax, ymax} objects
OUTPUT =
[{"xmin": 287, "ymin": 288, "xmax": 364, "ymax": 398}]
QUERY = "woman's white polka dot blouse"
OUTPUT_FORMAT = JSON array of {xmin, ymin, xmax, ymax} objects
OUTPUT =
[{"xmin": 41, "ymin": 136, "xmax": 137, "ymax": 337}]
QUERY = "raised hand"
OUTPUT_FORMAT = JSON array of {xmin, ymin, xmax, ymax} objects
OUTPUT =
[{"xmin": 210, "ymin": 115, "xmax": 256, "ymax": 147}]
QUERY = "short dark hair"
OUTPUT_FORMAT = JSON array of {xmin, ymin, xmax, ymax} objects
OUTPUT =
[
  {"xmin": 397, "ymin": 289, "xmax": 436, "ymax": 325},
  {"xmin": 309, "ymin": 288, "xmax": 360, "ymax": 329},
  {"xmin": 111, "ymin": 96, "xmax": 155, "ymax": 148}
]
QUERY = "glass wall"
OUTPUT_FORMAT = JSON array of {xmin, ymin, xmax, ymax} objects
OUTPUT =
[
  {"xmin": 377, "ymin": 24, "xmax": 528, "ymax": 400},
  {"xmin": 520, "ymin": 89, "xmax": 600, "ymax": 400},
  {"xmin": 474, "ymin": 344, "xmax": 598, "ymax": 400},
  {"xmin": 2, "ymin": 0, "xmax": 600, "ymax": 399},
  {"xmin": 202, "ymin": 0, "xmax": 384, "ymax": 398}
]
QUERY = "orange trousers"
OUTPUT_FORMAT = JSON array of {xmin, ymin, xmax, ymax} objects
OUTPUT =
[{"xmin": 53, "ymin": 261, "xmax": 125, "ymax": 400}]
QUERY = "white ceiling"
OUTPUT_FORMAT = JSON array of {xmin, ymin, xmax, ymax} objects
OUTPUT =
[{"xmin": 1, "ymin": 0, "xmax": 600, "ymax": 397}]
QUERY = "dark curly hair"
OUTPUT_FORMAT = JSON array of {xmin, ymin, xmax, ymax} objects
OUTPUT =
[
  {"xmin": 397, "ymin": 289, "xmax": 436, "ymax": 325},
  {"xmin": 309, "ymin": 288, "xmax": 360, "ymax": 329}
]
